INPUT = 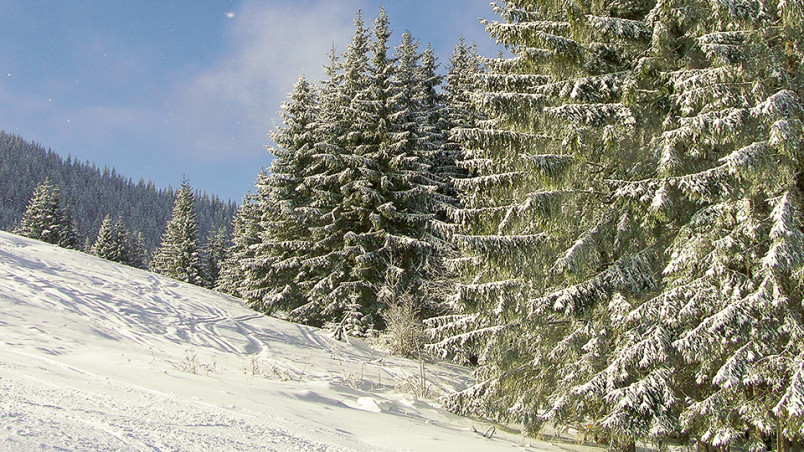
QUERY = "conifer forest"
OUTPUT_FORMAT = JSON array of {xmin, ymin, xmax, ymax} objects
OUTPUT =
[{"xmin": 4, "ymin": 1, "xmax": 804, "ymax": 450}]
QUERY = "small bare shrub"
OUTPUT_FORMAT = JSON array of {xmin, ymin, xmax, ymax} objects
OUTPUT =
[
  {"xmin": 396, "ymin": 360, "xmax": 438, "ymax": 399},
  {"xmin": 244, "ymin": 355, "xmax": 293, "ymax": 381},
  {"xmin": 181, "ymin": 349, "xmax": 199, "ymax": 374},
  {"xmin": 382, "ymin": 295, "xmax": 426, "ymax": 358},
  {"xmin": 178, "ymin": 348, "xmax": 216, "ymax": 375},
  {"xmin": 247, "ymin": 354, "xmax": 261, "ymax": 377}
]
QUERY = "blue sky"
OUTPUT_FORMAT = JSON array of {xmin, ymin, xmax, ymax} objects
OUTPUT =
[{"xmin": 1, "ymin": 1, "xmax": 502, "ymax": 202}]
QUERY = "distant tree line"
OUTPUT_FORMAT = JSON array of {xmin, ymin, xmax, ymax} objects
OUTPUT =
[
  {"xmin": 0, "ymin": 131, "xmax": 237, "ymax": 255},
  {"xmin": 15, "ymin": 175, "xmax": 231, "ymax": 288}
]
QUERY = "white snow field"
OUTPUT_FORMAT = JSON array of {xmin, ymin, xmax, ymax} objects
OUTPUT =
[{"xmin": 0, "ymin": 231, "xmax": 598, "ymax": 451}]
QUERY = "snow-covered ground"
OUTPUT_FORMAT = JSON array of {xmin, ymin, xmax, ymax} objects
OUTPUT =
[{"xmin": 0, "ymin": 231, "xmax": 599, "ymax": 451}]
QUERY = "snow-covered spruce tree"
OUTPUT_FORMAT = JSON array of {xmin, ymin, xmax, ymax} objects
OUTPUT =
[
  {"xmin": 439, "ymin": 37, "xmax": 486, "ymax": 187},
  {"xmin": 91, "ymin": 215, "xmax": 116, "ymax": 260},
  {"xmin": 427, "ymin": 1, "xmax": 661, "ymax": 445},
  {"xmin": 426, "ymin": 0, "xmax": 804, "ymax": 449},
  {"xmin": 17, "ymin": 178, "xmax": 78, "ymax": 249},
  {"xmin": 315, "ymin": 10, "xmax": 455, "ymax": 336},
  {"xmin": 201, "ymin": 226, "xmax": 229, "ymax": 288},
  {"xmin": 216, "ymin": 190, "xmax": 264, "ymax": 297},
  {"xmin": 93, "ymin": 216, "xmax": 146, "ymax": 268},
  {"xmin": 413, "ymin": 42, "xmax": 450, "ymax": 185},
  {"xmin": 124, "ymin": 229, "xmax": 148, "ymax": 269},
  {"xmin": 596, "ymin": 0, "xmax": 804, "ymax": 449},
  {"xmin": 150, "ymin": 181, "xmax": 205, "ymax": 287},
  {"xmin": 237, "ymin": 75, "xmax": 321, "ymax": 314},
  {"xmin": 385, "ymin": 28, "xmax": 457, "ymax": 311},
  {"xmin": 110, "ymin": 219, "xmax": 134, "ymax": 266},
  {"xmin": 237, "ymin": 10, "xmax": 453, "ymax": 338},
  {"xmin": 324, "ymin": 9, "xmax": 413, "ymax": 336},
  {"xmin": 256, "ymin": 9, "xmax": 396, "ymax": 335},
  {"xmin": 406, "ymin": 36, "xmax": 468, "ymax": 318},
  {"xmin": 219, "ymin": 34, "xmax": 354, "ymax": 324},
  {"xmin": 610, "ymin": 0, "xmax": 804, "ymax": 449},
  {"xmin": 422, "ymin": 38, "xmax": 489, "ymax": 320},
  {"xmin": 275, "ymin": 21, "xmax": 365, "ymax": 329}
]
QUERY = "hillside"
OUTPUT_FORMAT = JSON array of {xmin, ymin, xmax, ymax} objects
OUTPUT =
[
  {"xmin": 0, "ymin": 231, "xmax": 601, "ymax": 451},
  {"xmin": 0, "ymin": 131, "xmax": 238, "ymax": 252}
]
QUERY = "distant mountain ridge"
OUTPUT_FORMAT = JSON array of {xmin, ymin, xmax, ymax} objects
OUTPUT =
[{"xmin": 0, "ymin": 131, "xmax": 238, "ymax": 252}]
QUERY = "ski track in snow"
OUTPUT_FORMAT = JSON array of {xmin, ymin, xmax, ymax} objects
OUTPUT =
[
  {"xmin": 2, "ymin": 356, "xmax": 344, "ymax": 452},
  {"xmin": 0, "ymin": 231, "xmax": 599, "ymax": 451}
]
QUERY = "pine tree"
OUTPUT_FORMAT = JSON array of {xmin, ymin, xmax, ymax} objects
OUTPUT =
[
  {"xmin": 0, "ymin": 132, "xmax": 236, "ymax": 255},
  {"xmin": 16, "ymin": 178, "xmax": 78, "ymax": 249},
  {"xmin": 150, "ymin": 181, "xmax": 205, "ymax": 286},
  {"xmin": 91, "ymin": 215, "xmax": 117, "ymax": 260},
  {"xmin": 216, "ymin": 190, "xmax": 264, "ymax": 297},
  {"xmin": 201, "ymin": 226, "xmax": 229, "ymax": 289},
  {"xmin": 230, "ymin": 10, "xmax": 456, "ymax": 338},
  {"xmin": 440, "ymin": 37, "xmax": 485, "ymax": 186},
  {"xmin": 316, "ymin": 9, "xmax": 455, "ymax": 335},
  {"xmin": 240, "ymin": 75, "xmax": 321, "ymax": 314},
  {"xmin": 92, "ymin": 215, "xmax": 145, "ymax": 268},
  {"xmin": 427, "ymin": 0, "xmax": 804, "ymax": 449},
  {"xmin": 277, "ymin": 35, "xmax": 356, "ymax": 327},
  {"xmin": 125, "ymin": 229, "xmax": 148, "ymax": 269},
  {"xmin": 236, "ymin": 10, "xmax": 377, "ymax": 334},
  {"xmin": 416, "ymin": 42, "xmax": 445, "ymax": 147}
]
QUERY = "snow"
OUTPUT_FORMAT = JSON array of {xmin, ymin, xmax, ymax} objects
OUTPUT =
[{"xmin": 0, "ymin": 231, "xmax": 595, "ymax": 451}]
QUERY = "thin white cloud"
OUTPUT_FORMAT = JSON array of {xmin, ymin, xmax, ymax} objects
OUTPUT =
[{"xmin": 169, "ymin": 0, "xmax": 361, "ymax": 164}]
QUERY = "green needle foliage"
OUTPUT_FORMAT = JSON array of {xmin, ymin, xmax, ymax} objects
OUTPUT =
[{"xmin": 426, "ymin": 0, "xmax": 804, "ymax": 450}]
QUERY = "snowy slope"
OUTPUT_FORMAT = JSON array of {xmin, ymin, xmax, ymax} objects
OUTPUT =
[{"xmin": 0, "ymin": 231, "xmax": 597, "ymax": 451}]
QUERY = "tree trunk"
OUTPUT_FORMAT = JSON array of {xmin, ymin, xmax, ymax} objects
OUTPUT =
[
  {"xmin": 777, "ymin": 419, "xmax": 801, "ymax": 452},
  {"xmin": 695, "ymin": 443, "xmax": 725, "ymax": 452},
  {"xmin": 782, "ymin": 438, "xmax": 802, "ymax": 452},
  {"xmin": 610, "ymin": 441, "xmax": 636, "ymax": 452}
]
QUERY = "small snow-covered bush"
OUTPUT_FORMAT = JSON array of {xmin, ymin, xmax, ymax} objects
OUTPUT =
[{"xmin": 382, "ymin": 296, "xmax": 426, "ymax": 358}]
